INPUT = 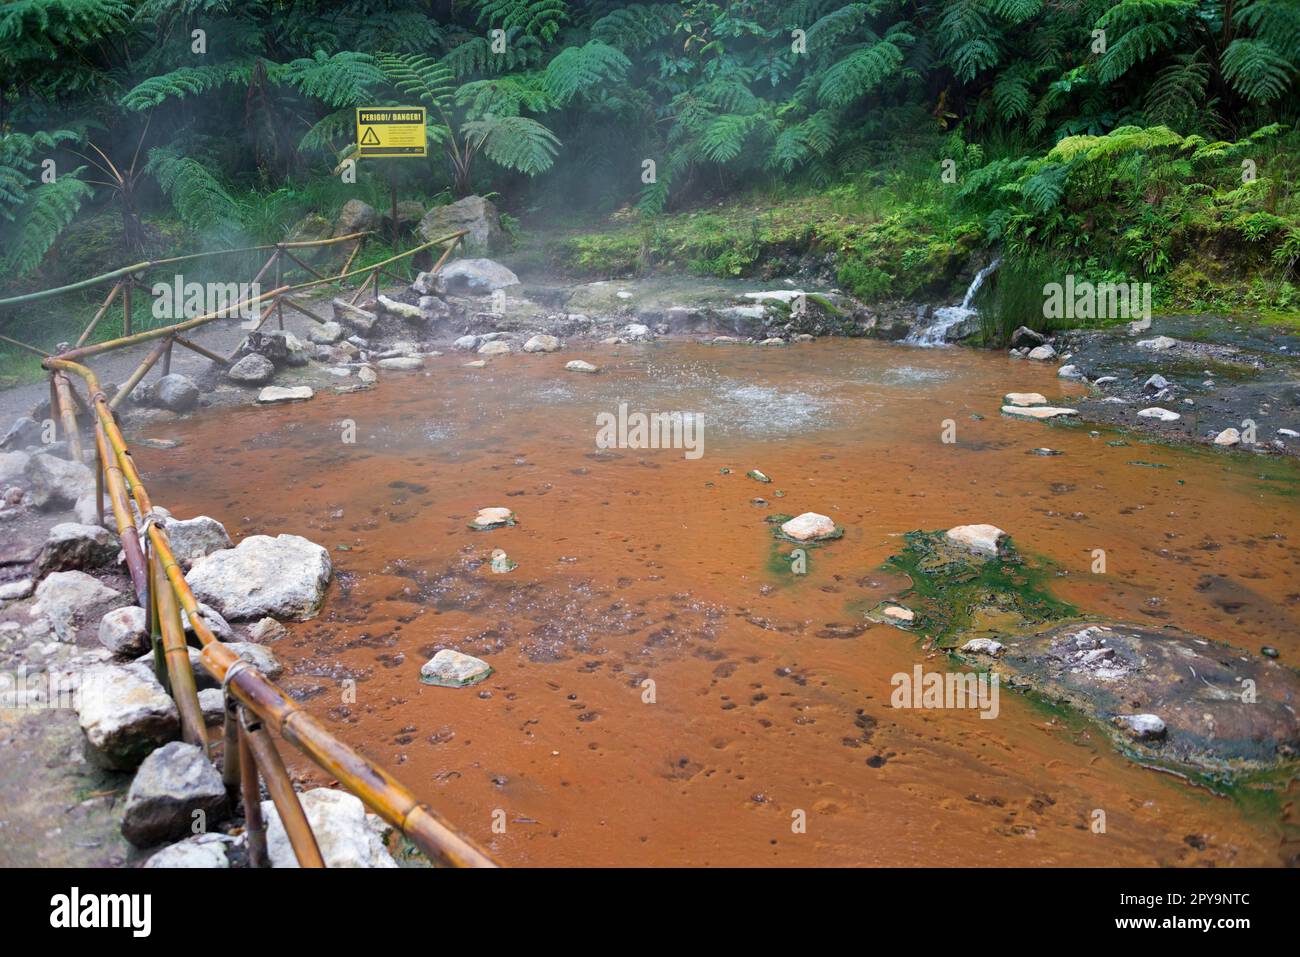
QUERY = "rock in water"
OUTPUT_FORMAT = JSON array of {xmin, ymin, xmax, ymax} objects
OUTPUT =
[
  {"xmin": 262, "ymin": 788, "xmax": 397, "ymax": 868},
  {"xmin": 523, "ymin": 334, "xmax": 561, "ymax": 353},
  {"xmin": 1001, "ymin": 405, "xmax": 1078, "ymax": 419},
  {"xmin": 98, "ymin": 606, "xmax": 150, "ymax": 656},
  {"xmin": 76, "ymin": 665, "xmax": 179, "ymax": 770},
  {"xmin": 945, "ymin": 524, "xmax": 1007, "ymax": 557},
  {"xmin": 154, "ymin": 373, "xmax": 200, "ymax": 412},
  {"xmin": 565, "ymin": 360, "xmax": 599, "ymax": 374},
  {"xmin": 420, "ymin": 649, "xmax": 493, "ymax": 687},
  {"xmin": 377, "ymin": 356, "xmax": 423, "ymax": 371},
  {"xmin": 31, "ymin": 570, "xmax": 122, "ymax": 641},
  {"xmin": 247, "ymin": 617, "xmax": 289, "ymax": 643},
  {"xmin": 25, "ymin": 453, "xmax": 95, "ymax": 509},
  {"xmin": 477, "ymin": 340, "xmax": 511, "ymax": 356},
  {"xmin": 1003, "ymin": 393, "xmax": 1047, "ymax": 407},
  {"xmin": 121, "ymin": 741, "xmax": 229, "ymax": 847},
  {"xmin": 160, "ymin": 514, "xmax": 233, "ymax": 569},
  {"xmin": 227, "ymin": 353, "xmax": 275, "ymax": 385},
  {"xmin": 257, "ymin": 386, "xmax": 314, "ymax": 404},
  {"xmin": 1027, "ymin": 344, "xmax": 1057, "ymax": 361},
  {"xmin": 1136, "ymin": 336, "xmax": 1178, "ymax": 351},
  {"xmin": 780, "ymin": 513, "xmax": 838, "ymax": 542},
  {"xmin": 470, "ymin": 507, "xmax": 515, "ymax": 530},
  {"xmin": 185, "ymin": 534, "xmax": 331, "ymax": 620},
  {"xmin": 35, "ymin": 522, "xmax": 119, "ymax": 574},
  {"xmin": 1010, "ymin": 326, "xmax": 1046, "ymax": 348},
  {"xmin": 960, "ymin": 638, "xmax": 1005, "ymax": 657}
]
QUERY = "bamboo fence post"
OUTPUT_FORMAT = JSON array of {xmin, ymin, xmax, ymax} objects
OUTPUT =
[
  {"xmin": 274, "ymin": 249, "xmax": 284, "ymax": 330},
  {"xmin": 122, "ymin": 280, "xmax": 133, "ymax": 336},
  {"xmin": 76, "ymin": 281, "xmax": 123, "ymax": 347},
  {"xmin": 161, "ymin": 335, "xmax": 174, "ymax": 377},
  {"xmin": 172, "ymin": 335, "xmax": 228, "ymax": 366},
  {"xmin": 51, "ymin": 372, "xmax": 83, "ymax": 463},
  {"xmin": 153, "ymin": 550, "xmax": 207, "ymax": 751},
  {"xmin": 108, "ymin": 337, "xmax": 171, "ymax": 411},
  {"xmin": 242, "ymin": 713, "xmax": 324, "ymax": 868},
  {"xmin": 239, "ymin": 723, "xmax": 268, "ymax": 868},
  {"xmin": 222, "ymin": 696, "xmax": 242, "ymax": 789}
]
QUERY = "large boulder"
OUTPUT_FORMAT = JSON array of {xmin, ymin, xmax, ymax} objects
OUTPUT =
[
  {"xmin": 154, "ymin": 373, "xmax": 200, "ymax": 412},
  {"xmin": 25, "ymin": 452, "xmax": 95, "ymax": 509},
  {"xmin": 262, "ymin": 788, "xmax": 397, "ymax": 868},
  {"xmin": 35, "ymin": 522, "xmax": 119, "ymax": 574},
  {"xmin": 31, "ymin": 570, "xmax": 122, "ymax": 641},
  {"xmin": 333, "ymin": 199, "xmax": 379, "ymax": 238},
  {"xmin": 1, "ymin": 416, "xmax": 42, "ymax": 451},
  {"xmin": 434, "ymin": 258, "xmax": 519, "ymax": 296},
  {"xmin": 121, "ymin": 741, "xmax": 229, "ymax": 847},
  {"xmin": 185, "ymin": 534, "xmax": 331, "ymax": 621},
  {"xmin": 76, "ymin": 664, "xmax": 179, "ymax": 770},
  {"xmin": 226, "ymin": 353, "xmax": 275, "ymax": 385},
  {"xmin": 523, "ymin": 334, "xmax": 560, "ymax": 353},
  {"xmin": 417, "ymin": 195, "xmax": 502, "ymax": 255},
  {"xmin": 160, "ymin": 514, "xmax": 233, "ymax": 570},
  {"xmin": 0, "ymin": 450, "xmax": 29, "ymax": 483}
]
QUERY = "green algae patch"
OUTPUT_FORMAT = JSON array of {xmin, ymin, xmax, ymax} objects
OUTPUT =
[{"xmin": 880, "ymin": 531, "xmax": 1075, "ymax": 648}]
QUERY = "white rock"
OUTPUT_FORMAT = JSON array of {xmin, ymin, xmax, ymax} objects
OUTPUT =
[
  {"xmin": 223, "ymin": 642, "xmax": 283, "ymax": 679},
  {"xmin": 36, "ymin": 522, "xmax": 119, "ymax": 573},
  {"xmin": 1213, "ymin": 428, "xmax": 1241, "ymax": 446},
  {"xmin": 945, "ymin": 524, "xmax": 1007, "ymax": 557},
  {"xmin": 1057, "ymin": 364, "xmax": 1084, "ymax": 379},
  {"xmin": 453, "ymin": 334, "xmax": 480, "ymax": 351},
  {"xmin": 198, "ymin": 688, "xmax": 225, "ymax": 724},
  {"xmin": 145, "ymin": 832, "xmax": 234, "ymax": 868},
  {"xmin": 262, "ymin": 788, "xmax": 397, "ymax": 868},
  {"xmin": 98, "ymin": 606, "xmax": 149, "ymax": 656},
  {"xmin": 565, "ymin": 360, "xmax": 598, "ymax": 373},
  {"xmin": 1137, "ymin": 407, "xmax": 1180, "ymax": 421},
  {"xmin": 882, "ymin": 605, "xmax": 914, "ymax": 623},
  {"xmin": 434, "ymin": 258, "xmax": 519, "ymax": 296},
  {"xmin": 185, "ymin": 534, "xmax": 331, "ymax": 621},
  {"xmin": 0, "ymin": 450, "xmax": 30, "ymax": 483},
  {"xmin": 76, "ymin": 664, "xmax": 179, "ymax": 770},
  {"xmin": 31, "ymin": 570, "xmax": 122, "ymax": 640},
  {"xmin": 161, "ymin": 515, "xmax": 233, "ymax": 570},
  {"xmin": 257, "ymin": 386, "xmax": 314, "ymax": 403},
  {"xmin": 357, "ymin": 366, "xmax": 377, "ymax": 384},
  {"xmin": 1136, "ymin": 336, "xmax": 1178, "ymax": 350},
  {"xmin": 25, "ymin": 452, "xmax": 95, "ymax": 509},
  {"xmin": 470, "ymin": 506, "xmax": 514, "ymax": 529},
  {"xmin": 1027, "ymin": 345, "xmax": 1057, "ymax": 361},
  {"xmin": 376, "ymin": 294, "xmax": 422, "ymax": 319},
  {"xmin": 420, "ymin": 648, "xmax": 494, "ymax": 687},
  {"xmin": 0, "ymin": 578, "xmax": 33, "ymax": 600},
  {"xmin": 377, "ymin": 356, "xmax": 423, "ymax": 371},
  {"xmin": 1278, "ymin": 428, "xmax": 1299, "ymax": 438},
  {"xmin": 306, "ymin": 322, "xmax": 344, "ymax": 345},
  {"xmin": 1115, "ymin": 713, "xmax": 1167, "ymax": 740},
  {"xmin": 227, "ymin": 353, "xmax": 276, "ymax": 384},
  {"xmin": 248, "ymin": 617, "xmax": 289, "ymax": 643},
  {"xmin": 180, "ymin": 602, "xmax": 233, "ymax": 641},
  {"xmin": 477, "ymin": 340, "xmax": 511, "ymax": 356},
  {"xmin": 462, "ymin": 360, "xmax": 487, "ymax": 368},
  {"xmin": 960, "ymin": 637, "xmax": 1005, "ymax": 657},
  {"xmin": 121, "ymin": 741, "xmax": 229, "ymax": 846},
  {"xmin": 780, "ymin": 512, "xmax": 837, "ymax": 542},
  {"xmin": 623, "ymin": 323, "xmax": 651, "ymax": 340},
  {"xmin": 1001, "ymin": 405, "xmax": 1078, "ymax": 419},
  {"xmin": 758, "ymin": 337, "xmax": 785, "ymax": 346},
  {"xmin": 1003, "ymin": 392, "xmax": 1047, "ymax": 407},
  {"xmin": 523, "ymin": 334, "xmax": 561, "ymax": 353}
]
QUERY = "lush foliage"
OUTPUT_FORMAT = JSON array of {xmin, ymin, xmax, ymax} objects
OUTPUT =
[{"xmin": 0, "ymin": 0, "xmax": 1296, "ymax": 304}]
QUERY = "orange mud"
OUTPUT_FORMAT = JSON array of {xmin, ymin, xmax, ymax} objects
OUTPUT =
[{"xmin": 136, "ymin": 340, "xmax": 1300, "ymax": 866}]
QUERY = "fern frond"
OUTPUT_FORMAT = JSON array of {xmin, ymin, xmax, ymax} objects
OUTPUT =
[
  {"xmin": 543, "ymin": 41, "xmax": 631, "ymax": 105},
  {"xmin": 476, "ymin": 0, "xmax": 568, "ymax": 43},
  {"xmin": 590, "ymin": 4, "xmax": 675, "ymax": 51},
  {"xmin": 280, "ymin": 51, "xmax": 385, "ymax": 108},
  {"xmin": 817, "ymin": 31, "xmax": 910, "ymax": 107},
  {"xmin": 1221, "ymin": 38, "xmax": 1293, "ymax": 102},
  {"xmin": 1, "ymin": 171, "xmax": 91, "ymax": 278},
  {"xmin": 461, "ymin": 115, "xmax": 560, "ymax": 175},
  {"xmin": 144, "ymin": 146, "xmax": 243, "ymax": 241}
]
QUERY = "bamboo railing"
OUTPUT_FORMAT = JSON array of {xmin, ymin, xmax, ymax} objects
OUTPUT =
[{"xmin": 28, "ymin": 228, "xmax": 495, "ymax": 868}]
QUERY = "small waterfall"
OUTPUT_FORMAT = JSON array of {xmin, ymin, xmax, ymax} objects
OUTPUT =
[{"xmin": 905, "ymin": 258, "xmax": 1001, "ymax": 347}]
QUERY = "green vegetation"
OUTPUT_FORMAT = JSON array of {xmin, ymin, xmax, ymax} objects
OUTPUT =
[{"xmin": 1, "ymin": 1, "xmax": 1298, "ymax": 361}]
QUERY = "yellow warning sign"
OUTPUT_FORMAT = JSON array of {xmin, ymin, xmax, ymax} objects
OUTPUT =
[{"xmin": 356, "ymin": 107, "xmax": 427, "ymax": 157}]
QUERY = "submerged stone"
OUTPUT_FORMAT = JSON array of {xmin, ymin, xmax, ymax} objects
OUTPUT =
[
  {"xmin": 945, "ymin": 524, "xmax": 1006, "ymax": 557},
  {"xmin": 469, "ymin": 507, "xmax": 515, "ymax": 530},
  {"xmin": 779, "ymin": 512, "xmax": 839, "ymax": 542},
  {"xmin": 420, "ymin": 649, "xmax": 493, "ymax": 687},
  {"xmin": 1003, "ymin": 392, "xmax": 1047, "ymax": 406},
  {"xmin": 1001, "ymin": 405, "xmax": 1078, "ymax": 419}
]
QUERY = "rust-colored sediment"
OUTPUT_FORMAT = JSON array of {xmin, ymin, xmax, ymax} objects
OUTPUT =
[{"xmin": 140, "ymin": 340, "xmax": 1300, "ymax": 866}]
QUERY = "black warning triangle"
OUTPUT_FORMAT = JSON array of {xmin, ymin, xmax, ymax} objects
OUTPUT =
[{"xmin": 360, "ymin": 127, "xmax": 380, "ymax": 145}]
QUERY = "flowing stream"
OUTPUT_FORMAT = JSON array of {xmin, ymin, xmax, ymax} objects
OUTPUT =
[{"xmin": 906, "ymin": 258, "xmax": 1002, "ymax": 346}]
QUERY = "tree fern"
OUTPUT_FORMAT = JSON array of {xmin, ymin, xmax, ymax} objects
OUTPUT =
[
  {"xmin": 543, "ymin": 41, "xmax": 631, "ymax": 105},
  {"xmin": 144, "ymin": 146, "xmax": 243, "ymax": 242},
  {"xmin": 817, "ymin": 30, "xmax": 911, "ymax": 107},
  {"xmin": 279, "ymin": 51, "xmax": 386, "ymax": 108},
  {"xmin": 1220, "ymin": 38, "xmax": 1293, "ymax": 103},
  {"xmin": 590, "ymin": 3, "xmax": 675, "ymax": 51},
  {"xmin": 475, "ymin": 0, "xmax": 568, "ymax": 43},
  {"xmin": 120, "ymin": 63, "xmax": 252, "ymax": 111},
  {"xmin": 0, "ymin": 172, "xmax": 92, "ymax": 278},
  {"xmin": 1097, "ymin": 0, "xmax": 1191, "ymax": 83},
  {"xmin": 461, "ymin": 115, "xmax": 561, "ymax": 175},
  {"xmin": 1144, "ymin": 50, "xmax": 1210, "ymax": 130}
]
